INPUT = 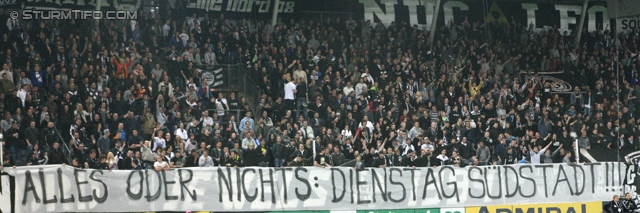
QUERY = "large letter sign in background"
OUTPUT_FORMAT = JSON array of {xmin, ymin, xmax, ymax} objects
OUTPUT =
[
  {"xmin": 0, "ymin": 163, "xmax": 632, "ymax": 212},
  {"xmin": 1, "ymin": 0, "xmax": 635, "ymax": 33}
]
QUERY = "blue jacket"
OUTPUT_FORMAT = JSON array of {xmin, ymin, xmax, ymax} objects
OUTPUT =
[{"xmin": 29, "ymin": 69, "xmax": 46, "ymax": 88}]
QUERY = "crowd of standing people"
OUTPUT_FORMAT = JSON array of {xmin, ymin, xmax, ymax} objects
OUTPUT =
[{"xmin": 0, "ymin": 2, "xmax": 639, "ymax": 171}]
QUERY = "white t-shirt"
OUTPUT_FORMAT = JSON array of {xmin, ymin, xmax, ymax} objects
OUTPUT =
[
  {"xmin": 179, "ymin": 33, "xmax": 189, "ymax": 44},
  {"xmin": 215, "ymin": 98, "xmax": 227, "ymax": 116},
  {"xmin": 154, "ymin": 161, "xmax": 168, "ymax": 169},
  {"xmin": 284, "ymin": 82, "xmax": 296, "ymax": 100},
  {"xmin": 175, "ymin": 129, "xmax": 188, "ymax": 141},
  {"xmin": 153, "ymin": 137, "xmax": 166, "ymax": 152}
]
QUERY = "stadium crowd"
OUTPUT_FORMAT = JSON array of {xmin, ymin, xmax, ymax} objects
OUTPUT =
[{"xmin": 0, "ymin": 2, "xmax": 639, "ymax": 171}]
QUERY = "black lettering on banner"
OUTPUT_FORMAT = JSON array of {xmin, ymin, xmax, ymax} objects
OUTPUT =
[
  {"xmin": 388, "ymin": 168, "xmax": 406, "ymax": 203},
  {"xmin": 57, "ymin": 168, "xmax": 74, "ymax": 203},
  {"xmin": 587, "ymin": 163, "xmax": 600, "ymax": 193},
  {"xmin": 571, "ymin": 164, "xmax": 585, "ymax": 196},
  {"xmin": 504, "ymin": 166, "xmax": 520, "ymax": 198},
  {"xmin": 218, "ymin": 167, "xmax": 233, "ymax": 202},
  {"xmin": 22, "ymin": 170, "xmax": 41, "ymax": 205},
  {"xmin": 90, "ymin": 170, "xmax": 108, "ymax": 203},
  {"xmin": 294, "ymin": 167, "xmax": 311, "ymax": 201},
  {"xmin": 331, "ymin": 168, "xmax": 346, "ymax": 203},
  {"xmin": 619, "ymin": 162, "xmax": 623, "ymax": 191},
  {"xmin": 484, "ymin": 166, "xmax": 501, "ymax": 199},
  {"xmin": 144, "ymin": 170, "xmax": 161, "ymax": 201},
  {"xmin": 178, "ymin": 169, "xmax": 197, "ymax": 201},
  {"xmin": 606, "ymin": 163, "xmax": 610, "ymax": 190},
  {"xmin": 624, "ymin": 20, "xmax": 629, "ymax": 29},
  {"xmin": 547, "ymin": 207, "xmax": 561, "ymax": 212},
  {"xmin": 242, "ymin": 168, "xmax": 258, "ymax": 202},
  {"xmin": 2, "ymin": 171, "xmax": 16, "ymax": 213},
  {"xmin": 371, "ymin": 168, "xmax": 388, "ymax": 202},
  {"xmin": 259, "ymin": 169, "xmax": 276, "ymax": 203},
  {"xmin": 535, "ymin": 164, "xmax": 553, "ymax": 197},
  {"xmin": 518, "ymin": 165, "xmax": 536, "ymax": 198},
  {"xmin": 439, "ymin": 166, "xmax": 459, "ymax": 202},
  {"xmin": 39, "ymin": 169, "xmax": 58, "ymax": 204},
  {"xmin": 126, "ymin": 170, "xmax": 144, "ymax": 200},
  {"xmin": 236, "ymin": 168, "xmax": 242, "ymax": 201},
  {"xmin": 350, "ymin": 169, "xmax": 354, "ymax": 204},
  {"xmin": 161, "ymin": 171, "xmax": 178, "ymax": 201},
  {"xmin": 552, "ymin": 164, "xmax": 574, "ymax": 196},
  {"xmin": 75, "ymin": 169, "xmax": 93, "ymax": 202},
  {"xmin": 422, "ymin": 168, "xmax": 442, "ymax": 200},
  {"xmin": 478, "ymin": 206, "xmax": 490, "ymax": 213},
  {"xmin": 356, "ymin": 169, "xmax": 371, "ymax": 204},
  {"xmin": 468, "ymin": 167, "xmax": 485, "ymax": 198},
  {"xmin": 275, "ymin": 168, "xmax": 291, "ymax": 203},
  {"xmin": 403, "ymin": 168, "xmax": 417, "ymax": 201}
]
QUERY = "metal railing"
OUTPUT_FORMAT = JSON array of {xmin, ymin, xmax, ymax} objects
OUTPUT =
[
  {"xmin": 205, "ymin": 109, "xmax": 249, "ymax": 126},
  {"xmin": 216, "ymin": 63, "xmax": 264, "ymax": 113},
  {"xmin": 243, "ymin": 69, "xmax": 265, "ymax": 108},
  {"xmin": 52, "ymin": 125, "xmax": 72, "ymax": 165}
]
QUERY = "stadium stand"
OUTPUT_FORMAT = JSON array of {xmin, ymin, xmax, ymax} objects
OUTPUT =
[{"xmin": 0, "ymin": 0, "xmax": 637, "ymax": 172}]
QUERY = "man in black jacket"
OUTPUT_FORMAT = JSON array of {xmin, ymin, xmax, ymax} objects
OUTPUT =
[
  {"xmin": 40, "ymin": 121, "xmax": 57, "ymax": 151},
  {"xmin": 226, "ymin": 150, "xmax": 244, "ymax": 167},
  {"xmin": 401, "ymin": 150, "xmax": 416, "ymax": 167},
  {"xmin": 387, "ymin": 148, "xmax": 402, "ymax": 167},
  {"xmin": 457, "ymin": 137, "xmax": 474, "ymax": 164},
  {"xmin": 118, "ymin": 150, "xmax": 134, "ymax": 170},
  {"xmin": 48, "ymin": 142, "xmax": 65, "ymax": 164},
  {"xmin": 7, "ymin": 121, "xmax": 26, "ymax": 165},
  {"xmin": 243, "ymin": 143, "xmax": 261, "ymax": 167},
  {"xmin": 184, "ymin": 149, "xmax": 199, "ymax": 167},
  {"xmin": 84, "ymin": 150, "xmax": 99, "ymax": 169},
  {"xmin": 272, "ymin": 136, "xmax": 285, "ymax": 167},
  {"xmin": 331, "ymin": 146, "xmax": 346, "ymax": 166},
  {"xmin": 604, "ymin": 195, "xmax": 623, "ymax": 213},
  {"xmin": 127, "ymin": 129, "xmax": 144, "ymax": 153},
  {"xmin": 24, "ymin": 120, "xmax": 39, "ymax": 150},
  {"xmin": 284, "ymin": 140, "xmax": 297, "ymax": 165},
  {"xmin": 623, "ymin": 193, "xmax": 637, "ymax": 213},
  {"xmin": 371, "ymin": 151, "xmax": 386, "ymax": 168}
]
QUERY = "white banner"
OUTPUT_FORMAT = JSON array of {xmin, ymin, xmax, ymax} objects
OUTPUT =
[
  {"xmin": 616, "ymin": 16, "xmax": 640, "ymax": 32},
  {"xmin": 607, "ymin": 0, "xmax": 640, "ymax": 19},
  {"xmin": 0, "ymin": 163, "xmax": 631, "ymax": 212}
]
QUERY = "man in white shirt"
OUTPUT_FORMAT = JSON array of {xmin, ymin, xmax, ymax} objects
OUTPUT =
[
  {"xmin": 199, "ymin": 150, "xmax": 214, "ymax": 167},
  {"xmin": 284, "ymin": 77, "xmax": 297, "ymax": 112},
  {"xmin": 301, "ymin": 120, "xmax": 314, "ymax": 140},
  {"xmin": 529, "ymin": 141, "xmax": 552, "ymax": 164},
  {"xmin": 162, "ymin": 20, "xmax": 171, "ymax": 38},
  {"xmin": 201, "ymin": 111, "xmax": 214, "ymax": 133},
  {"xmin": 179, "ymin": 29, "xmax": 189, "ymax": 44},
  {"xmin": 174, "ymin": 123, "xmax": 188, "ymax": 141},
  {"xmin": 241, "ymin": 132, "xmax": 256, "ymax": 150},
  {"xmin": 355, "ymin": 78, "xmax": 368, "ymax": 97},
  {"xmin": 154, "ymin": 156, "xmax": 170, "ymax": 171},
  {"xmin": 343, "ymin": 81, "xmax": 355, "ymax": 96},
  {"xmin": 214, "ymin": 93, "xmax": 229, "ymax": 118},
  {"xmin": 357, "ymin": 116, "xmax": 375, "ymax": 134},
  {"xmin": 17, "ymin": 84, "xmax": 29, "ymax": 107}
]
